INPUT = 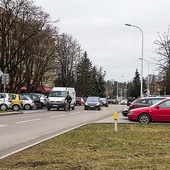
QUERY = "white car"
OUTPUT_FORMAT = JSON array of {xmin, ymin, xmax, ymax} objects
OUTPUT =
[
  {"xmin": 0, "ymin": 93, "xmax": 12, "ymax": 111},
  {"xmin": 20, "ymin": 95, "xmax": 36, "ymax": 110},
  {"xmin": 36, "ymin": 94, "xmax": 47, "ymax": 107}
]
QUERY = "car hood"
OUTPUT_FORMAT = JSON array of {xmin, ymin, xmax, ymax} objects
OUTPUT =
[{"xmin": 130, "ymin": 106, "xmax": 152, "ymax": 112}]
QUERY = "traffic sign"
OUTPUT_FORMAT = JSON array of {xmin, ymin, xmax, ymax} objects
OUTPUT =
[
  {"xmin": 2, "ymin": 73, "xmax": 9, "ymax": 84},
  {"xmin": 0, "ymin": 70, "xmax": 3, "ymax": 77}
]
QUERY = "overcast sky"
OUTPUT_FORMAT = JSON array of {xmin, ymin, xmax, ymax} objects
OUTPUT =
[{"xmin": 34, "ymin": 0, "xmax": 170, "ymax": 82}]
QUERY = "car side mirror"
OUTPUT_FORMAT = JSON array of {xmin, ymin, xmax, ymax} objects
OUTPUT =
[{"xmin": 155, "ymin": 106, "xmax": 160, "ymax": 109}]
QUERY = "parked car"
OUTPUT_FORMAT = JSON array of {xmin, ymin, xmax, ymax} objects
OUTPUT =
[
  {"xmin": 127, "ymin": 97, "xmax": 136, "ymax": 106},
  {"xmin": 100, "ymin": 98, "xmax": 109, "ymax": 107},
  {"xmin": 8, "ymin": 93, "xmax": 23, "ymax": 111},
  {"xmin": 122, "ymin": 107, "xmax": 129, "ymax": 116},
  {"xmin": 23, "ymin": 93, "xmax": 42, "ymax": 109},
  {"xmin": 36, "ymin": 93, "xmax": 47, "ymax": 107},
  {"xmin": 122, "ymin": 97, "xmax": 168, "ymax": 117},
  {"xmin": 128, "ymin": 98, "xmax": 170, "ymax": 124},
  {"xmin": 129, "ymin": 97, "xmax": 168, "ymax": 111},
  {"xmin": 0, "ymin": 93, "xmax": 12, "ymax": 111},
  {"xmin": 20, "ymin": 95, "xmax": 36, "ymax": 110},
  {"xmin": 84, "ymin": 97, "xmax": 101, "ymax": 110},
  {"xmin": 76, "ymin": 97, "xmax": 85, "ymax": 106}
]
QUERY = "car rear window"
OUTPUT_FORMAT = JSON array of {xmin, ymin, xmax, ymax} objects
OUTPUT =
[{"xmin": 87, "ymin": 97, "xmax": 99, "ymax": 102}]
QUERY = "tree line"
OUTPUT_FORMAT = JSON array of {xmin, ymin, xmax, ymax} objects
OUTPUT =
[
  {"xmin": 0, "ymin": 0, "xmax": 106, "ymax": 97},
  {"xmin": 0, "ymin": 0, "xmax": 170, "ymax": 98}
]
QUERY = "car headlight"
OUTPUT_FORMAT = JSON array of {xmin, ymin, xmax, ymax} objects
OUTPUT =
[{"xmin": 130, "ymin": 110, "xmax": 135, "ymax": 114}]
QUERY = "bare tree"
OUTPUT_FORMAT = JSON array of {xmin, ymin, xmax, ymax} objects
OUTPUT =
[
  {"xmin": 154, "ymin": 27, "xmax": 170, "ymax": 94},
  {"xmin": 0, "ymin": 0, "xmax": 58, "ymax": 92},
  {"xmin": 54, "ymin": 33, "xmax": 82, "ymax": 87}
]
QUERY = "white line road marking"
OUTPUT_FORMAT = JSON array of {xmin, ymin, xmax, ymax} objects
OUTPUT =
[
  {"xmin": 0, "ymin": 124, "xmax": 7, "ymax": 128},
  {"xmin": 16, "ymin": 118, "xmax": 42, "ymax": 124}
]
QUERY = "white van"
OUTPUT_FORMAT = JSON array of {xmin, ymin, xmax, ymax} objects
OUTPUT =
[{"xmin": 47, "ymin": 87, "xmax": 76, "ymax": 111}]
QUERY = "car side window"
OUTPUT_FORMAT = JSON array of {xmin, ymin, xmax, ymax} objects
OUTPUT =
[
  {"xmin": 140, "ymin": 99, "xmax": 146, "ymax": 104},
  {"xmin": 147, "ymin": 100, "xmax": 153, "ymax": 105},
  {"xmin": 160, "ymin": 101, "xmax": 170, "ymax": 108}
]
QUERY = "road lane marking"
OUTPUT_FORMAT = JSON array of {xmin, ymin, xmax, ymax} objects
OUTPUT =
[
  {"xmin": 16, "ymin": 118, "xmax": 42, "ymax": 124},
  {"xmin": 0, "ymin": 124, "xmax": 7, "ymax": 128}
]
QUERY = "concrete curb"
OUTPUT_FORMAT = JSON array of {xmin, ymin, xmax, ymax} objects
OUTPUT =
[{"xmin": 0, "ymin": 111, "xmax": 23, "ymax": 116}]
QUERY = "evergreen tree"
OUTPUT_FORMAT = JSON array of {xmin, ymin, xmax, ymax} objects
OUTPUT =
[
  {"xmin": 130, "ymin": 69, "xmax": 141, "ymax": 98},
  {"xmin": 75, "ymin": 51, "xmax": 92, "ymax": 97}
]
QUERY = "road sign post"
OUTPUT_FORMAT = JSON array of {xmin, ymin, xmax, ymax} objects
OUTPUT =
[
  {"xmin": 113, "ymin": 112, "xmax": 118, "ymax": 132},
  {"xmin": 1, "ymin": 73, "xmax": 9, "ymax": 93},
  {"xmin": 0, "ymin": 70, "xmax": 3, "ymax": 77}
]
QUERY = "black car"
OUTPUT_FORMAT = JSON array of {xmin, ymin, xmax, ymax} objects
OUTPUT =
[
  {"xmin": 84, "ymin": 97, "xmax": 101, "ymax": 110},
  {"xmin": 23, "ymin": 93, "xmax": 42, "ymax": 109},
  {"xmin": 100, "ymin": 98, "xmax": 109, "ymax": 107}
]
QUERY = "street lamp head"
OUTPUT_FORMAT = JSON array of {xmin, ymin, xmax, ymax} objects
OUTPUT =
[{"xmin": 125, "ymin": 24, "xmax": 131, "ymax": 26}]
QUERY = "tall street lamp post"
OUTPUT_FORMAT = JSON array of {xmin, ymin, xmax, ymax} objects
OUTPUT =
[
  {"xmin": 117, "ymin": 76, "xmax": 123, "ymax": 100},
  {"xmin": 139, "ymin": 57, "xmax": 150, "ymax": 95},
  {"xmin": 125, "ymin": 24, "xmax": 144, "ymax": 97}
]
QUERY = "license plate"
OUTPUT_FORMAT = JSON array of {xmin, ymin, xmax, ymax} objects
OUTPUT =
[
  {"xmin": 90, "ymin": 106, "xmax": 94, "ymax": 107},
  {"xmin": 53, "ymin": 105, "xmax": 58, "ymax": 107}
]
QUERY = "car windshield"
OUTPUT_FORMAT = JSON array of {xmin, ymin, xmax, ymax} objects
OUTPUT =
[
  {"xmin": 49, "ymin": 91, "xmax": 67, "ymax": 97},
  {"xmin": 87, "ymin": 97, "xmax": 99, "ymax": 102}
]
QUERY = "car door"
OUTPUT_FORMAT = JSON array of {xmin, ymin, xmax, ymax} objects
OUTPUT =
[{"xmin": 152, "ymin": 100, "xmax": 170, "ymax": 122}]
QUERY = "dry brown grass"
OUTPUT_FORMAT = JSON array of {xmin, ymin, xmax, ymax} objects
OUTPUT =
[{"xmin": 0, "ymin": 123, "xmax": 170, "ymax": 170}]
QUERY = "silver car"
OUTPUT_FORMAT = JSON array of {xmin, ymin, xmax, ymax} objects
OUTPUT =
[
  {"xmin": 20, "ymin": 95, "xmax": 36, "ymax": 110},
  {"xmin": 0, "ymin": 93, "xmax": 12, "ymax": 111}
]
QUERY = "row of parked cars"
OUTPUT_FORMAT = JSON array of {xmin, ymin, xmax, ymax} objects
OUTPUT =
[
  {"xmin": 122, "ymin": 96, "xmax": 170, "ymax": 124},
  {"xmin": 0, "ymin": 93, "xmax": 47, "ymax": 111}
]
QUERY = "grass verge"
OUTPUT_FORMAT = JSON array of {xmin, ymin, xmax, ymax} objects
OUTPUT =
[{"xmin": 0, "ymin": 123, "xmax": 170, "ymax": 170}]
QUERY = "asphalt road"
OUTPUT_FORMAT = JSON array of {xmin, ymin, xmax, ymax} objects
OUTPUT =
[{"xmin": 0, "ymin": 104, "xmax": 127, "ymax": 159}]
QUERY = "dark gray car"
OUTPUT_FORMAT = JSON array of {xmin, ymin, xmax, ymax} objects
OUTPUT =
[{"xmin": 84, "ymin": 97, "xmax": 101, "ymax": 110}]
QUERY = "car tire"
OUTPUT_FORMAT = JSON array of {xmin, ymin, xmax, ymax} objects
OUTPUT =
[
  {"xmin": 138, "ymin": 113, "xmax": 151, "ymax": 124},
  {"xmin": 24, "ymin": 104, "xmax": 31, "ymax": 110},
  {"xmin": 12, "ymin": 104, "xmax": 20, "ymax": 111},
  {"xmin": 0, "ymin": 104, "xmax": 7, "ymax": 111},
  {"xmin": 47, "ymin": 108, "xmax": 51, "ymax": 111}
]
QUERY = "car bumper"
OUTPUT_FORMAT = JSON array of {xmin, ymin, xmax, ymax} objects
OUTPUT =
[
  {"xmin": 128, "ymin": 114, "xmax": 138, "ymax": 121},
  {"xmin": 122, "ymin": 108, "xmax": 129, "ymax": 116},
  {"xmin": 84, "ymin": 105, "xmax": 101, "ymax": 110},
  {"xmin": 47, "ymin": 103, "xmax": 65, "ymax": 109}
]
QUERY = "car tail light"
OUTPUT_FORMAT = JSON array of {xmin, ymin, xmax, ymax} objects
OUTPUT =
[{"xmin": 8, "ymin": 98, "xmax": 12, "ymax": 102}]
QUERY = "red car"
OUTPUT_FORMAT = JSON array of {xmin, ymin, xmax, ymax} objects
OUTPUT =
[{"xmin": 128, "ymin": 98, "xmax": 170, "ymax": 124}]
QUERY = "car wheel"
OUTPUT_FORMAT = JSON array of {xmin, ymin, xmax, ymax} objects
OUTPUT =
[
  {"xmin": 0, "ymin": 104, "xmax": 7, "ymax": 111},
  {"xmin": 138, "ymin": 113, "xmax": 151, "ymax": 124},
  {"xmin": 47, "ymin": 108, "xmax": 51, "ymax": 111},
  {"xmin": 41, "ymin": 102, "xmax": 44, "ymax": 108},
  {"xmin": 12, "ymin": 104, "xmax": 20, "ymax": 111},
  {"xmin": 24, "ymin": 104, "xmax": 31, "ymax": 110}
]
